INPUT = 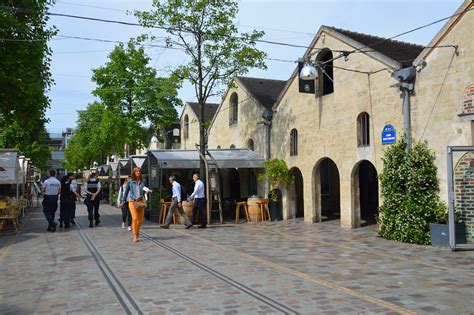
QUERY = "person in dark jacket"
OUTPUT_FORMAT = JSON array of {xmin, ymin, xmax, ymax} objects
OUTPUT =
[
  {"xmin": 59, "ymin": 173, "xmax": 75, "ymax": 228},
  {"xmin": 85, "ymin": 172, "xmax": 101, "ymax": 228}
]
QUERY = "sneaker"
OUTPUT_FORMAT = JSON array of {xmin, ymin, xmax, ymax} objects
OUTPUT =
[
  {"xmin": 185, "ymin": 224, "xmax": 193, "ymax": 229},
  {"xmin": 89, "ymin": 221, "xmax": 93, "ymax": 228},
  {"xmin": 160, "ymin": 225, "xmax": 169, "ymax": 229},
  {"xmin": 127, "ymin": 226, "xmax": 132, "ymax": 231},
  {"xmin": 95, "ymin": 220, "xmax": 100, "ymax": 226},
  {"xmin": 59, "ymin": 222, "xmax": 64, "ymax": 228},
  {"xmin": 122, "ymin": 222, "xmax": 126, "ymax": 229}
]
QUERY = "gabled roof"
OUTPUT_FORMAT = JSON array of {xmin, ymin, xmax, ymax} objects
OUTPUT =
[
  {"xmin": 185, "ymin": 102, "xmax": 219, "ymax": 122},
  {"xmin": 235, "ymin": 77, "xmax": 287, "ymax": 111},
  {"xmin": 414, "ymin": 0, "xmax": 473, "ymax": 66},
  {"xmin": 327, "ymin": 26, "xmax": 424, "ymax": 68},
  {"xmin": 274, "ymin": 25, "xmax": 424, "ymax": 110}
]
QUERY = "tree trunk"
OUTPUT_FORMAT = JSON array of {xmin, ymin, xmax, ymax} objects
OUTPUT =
[{"xmin": 199, "ymin": 100, "xmax": 206, "ymax": 178}]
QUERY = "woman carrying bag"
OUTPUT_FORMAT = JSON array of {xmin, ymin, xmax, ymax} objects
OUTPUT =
[{"xmin": 120, "ymin": 167, "xmax": 151, "ymax": 243}]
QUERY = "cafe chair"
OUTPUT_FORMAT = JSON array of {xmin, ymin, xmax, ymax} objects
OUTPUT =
[
  {"xmin": 235, "ymin": 201, "xmax": 250, "ymax": 223},
  {"xmin": 159, "ymin": 199, "xmax": 174, "ymax": 224},
  {"xmin": 256, "ymin": 198, "xmax": 271, "ymax": 222}
]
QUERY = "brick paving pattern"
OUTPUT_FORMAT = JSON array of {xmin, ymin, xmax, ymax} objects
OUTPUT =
[{"xmin": 0, "ymin": 203, "xmax": 473, "ymax": 314}]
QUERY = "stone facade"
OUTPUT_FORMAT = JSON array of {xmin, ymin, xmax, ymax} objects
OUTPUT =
[
  {"xmin": 271, "ymin": 27, "xmax": 408, "ymax": 228},
  {"xmin": 412, "ymin": 1, "xmax": 474, "ymax": 203},
  {"xmin": 208, "ymin": 78, "xmax": 269, "ymax": 158},
  {"xmin": 204, "ymin": 1, "xmax": 473, "ymax": 229}
]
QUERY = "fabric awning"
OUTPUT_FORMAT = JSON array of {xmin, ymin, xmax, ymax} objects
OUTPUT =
[
  {"xmin": 131, "ymin": 155, "xmax": 147, "ymax": 168},
  {"xmin": 109, "ymin": 162, "xmax": 119, "ymax": 172},
  {"xmin": 148, "ymin": 149, "xmax": 264, "ymax": 169},
  {"xmin": 0, "ymin": 150, "xmax": 21, "ymax": 184}
]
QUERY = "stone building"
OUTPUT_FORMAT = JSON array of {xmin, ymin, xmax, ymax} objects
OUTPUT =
[
  {"xmin": 411, "ymin": 0, "xmax": 474, "ymax": 240},
  {"xmin": 269, "ymin": 0, "xmax": 473, "ymax": 228},
  {"xmin": 207, "ymin": 76, "xmax": 286, "ymax": 200},
  {"xmin": 180, "ymin": 101, "xmax": 219, "ymax": 150},
  {"xmin": 271, "ymin": 26, "xmax": 424, "ymax": 228}
]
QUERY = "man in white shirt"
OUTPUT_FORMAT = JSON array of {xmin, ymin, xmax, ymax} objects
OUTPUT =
[
  {"xmin": 186, "ymin": 174, "xmax": 206, "ymax": 229},
  {"xmin": 41, "ymin": 169, "xmax": 61, "ymax": 232},
  {"xmin": 160, "ymin": 176, "xmax": 192, "ymax": 229}
]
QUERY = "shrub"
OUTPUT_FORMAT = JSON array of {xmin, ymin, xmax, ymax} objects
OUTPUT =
[
  {"xmin": 259, "ymin": 158, "xmax": 293, "ymax": 201},
  {"xmin": 378, "ymin": 138, "xmax": 446, "ymax": 244}
]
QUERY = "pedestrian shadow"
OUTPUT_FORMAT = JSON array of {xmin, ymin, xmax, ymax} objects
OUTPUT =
[{"xmin": 0, "ymin": 232, "xmax": 38, "ymax": 248}]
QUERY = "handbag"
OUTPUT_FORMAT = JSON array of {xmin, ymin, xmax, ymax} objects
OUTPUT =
[{"xmin": 133, "ymin": 196, "xmax": 147, "ymax": 209}]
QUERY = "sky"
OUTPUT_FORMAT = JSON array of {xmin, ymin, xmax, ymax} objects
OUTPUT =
[{"xmin": 45, "ymin": 0, "xmax": 464, "ymax": 133}]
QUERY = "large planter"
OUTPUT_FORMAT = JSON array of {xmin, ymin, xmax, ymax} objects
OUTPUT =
[{"xmin": 429, "ymin": 223, "xmax": 467, "ymax": 247}]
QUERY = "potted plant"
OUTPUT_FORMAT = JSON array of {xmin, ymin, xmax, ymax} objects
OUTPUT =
[
  {"xmin": 259, "ymin": 158, "xmax": 293, "ymax": 202},
  {"xmin": 429, "ymin": 205, "xmax": 467, "ymax": 247}
]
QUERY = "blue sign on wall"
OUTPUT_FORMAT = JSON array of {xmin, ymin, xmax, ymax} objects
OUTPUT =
[{"xmin": 382, "ymin": 124, "xmax": 396, "ymax": 145}]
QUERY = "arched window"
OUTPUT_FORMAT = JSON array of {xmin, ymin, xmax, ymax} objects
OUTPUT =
[
  {"xmin": 183, "ymin": 115, "xmax": 189, "ymax": 139},
  {"xmin": 316, "ymin": 49, "xmax": 334, "ymax": 96},
  {"xmin": 290, "ymin": 129, "xmax": 298, "ymax": 156},
  {"xmin": 357, "ymin": 112, "xmax": 370, "ymax": 147},
  {"xmin": 229, "ymin": 93, "xmax": 238, "ymax": 125},
  {"xmin": 247, "ymin": 139, "xmax": 254, "ymax": 151},
  {"xmin": 230, "ymin": 144, "xmax": 236, "ymax": 149}
]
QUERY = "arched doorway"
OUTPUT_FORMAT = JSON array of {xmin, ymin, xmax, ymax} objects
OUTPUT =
[
  {"xmin": 289, "ymin": 167, "xmax": 304, "ymax": 218},
  {"xmin": 353, "ymin": 160, "xmax": 379, "ymax": 227},
  {"xmin": 317, "ymin": 158, "xmax": 340, "ymax": 221}
]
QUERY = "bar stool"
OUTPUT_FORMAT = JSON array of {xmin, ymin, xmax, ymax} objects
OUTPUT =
[
  {"xmin": 159, "ymin": 199, "xmax": 174, "ymax": 224},
  {"xmin": 235, "ymin": 201, "xmax": 250, "ymax": 223},
  {"xmin": 256, "ymin": 198, "xmax": 271, "ymax": 222}
]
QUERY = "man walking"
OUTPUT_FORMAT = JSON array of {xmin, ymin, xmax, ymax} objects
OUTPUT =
[
  {"xmin": 186, "ymin": 174, "xmax": 206, "ymax": 229},
  {"xmin": 85, "ymin": 172, "xmax": 101, "ymax": 228},
  {"xmin": 160, "ymin": 176, "xmax": 192, "ymax": 229},
  {"xmin": 41, "ymin": 169, "xmax": 61, "ymax": 232}
]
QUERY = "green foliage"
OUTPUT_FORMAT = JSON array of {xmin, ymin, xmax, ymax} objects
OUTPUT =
[
  {"xmin": 135, "ymin": 0, "xmax": 267, "ymax": 163},
  {"xmin": 259, "ymin": 159, "xmax": 293, "ymax": 201},
  {"xmin": 92, "ymin": 42, "xmax": 180, "ymax": 125},
  {"xmin": 0, "ymin": 0, "xmax": 56, "ymax": 170},
  {"xmin": 378, "ymin": 138, "xmax": 447, "ymax": 245}
]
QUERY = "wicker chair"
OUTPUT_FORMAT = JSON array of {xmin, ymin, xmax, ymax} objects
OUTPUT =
[{"xmin": 0, "ymin": 201, "xmax": 20, "ymax": 233}]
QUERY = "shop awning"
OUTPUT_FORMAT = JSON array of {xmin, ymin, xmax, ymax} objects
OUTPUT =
[
  {"xmin": 131, "ymin": 155, "xmax": 147, "ymax": 168},
  {"xmin": 148, "ymin": 149, "xmax": 264, "ymax": 169},
  {"xmin": 0, "ymin": 150, "xmax": 21, "ymax": 184}
]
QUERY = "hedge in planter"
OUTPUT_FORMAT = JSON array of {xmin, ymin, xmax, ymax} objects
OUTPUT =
[{"xmin": 377, "ymin": 138, "xmax": 446, "ymax": 245}]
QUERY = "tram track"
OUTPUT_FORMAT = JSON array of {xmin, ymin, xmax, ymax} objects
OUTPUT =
[
  {"xmin": 95, "ymin": 207, "xmax": 299, "ymax": 314},
  {"xmin": 98, "ymin": 206, "xmax": 413, "ymax": 314},
  {"xmin": 138, "ymin": 231, "xmax": 300, "ymax": 315},
  {"xmin": 170, "ymin": 228, "xmax": 416, "ymax": 315},
  {"xmin": 74, "ymin": 219, "xmax": 143, "ymax": 315}
]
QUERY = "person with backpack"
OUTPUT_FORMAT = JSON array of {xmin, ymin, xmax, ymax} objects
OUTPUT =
[{"xmin": 160, "ymin": 175, "xmax": 192, "ymax": 229}]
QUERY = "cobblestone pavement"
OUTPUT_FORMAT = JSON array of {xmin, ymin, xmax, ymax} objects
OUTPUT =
[{"xmin": 1, "ymin": 203, "xmax": 473, "ymax": 314}]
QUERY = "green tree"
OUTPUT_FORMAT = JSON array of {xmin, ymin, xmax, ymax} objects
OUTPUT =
[
  {"xmin": 378, "ymin": 138, "xmax": 447, "ymax": 245},
  {"xmin": 0, "ymin": 0, "xmax": 56, "ymax": 170},
  {"xmin": 91, "ymin": 41, "xmax": 181, "ymax": 152},
  {"xmin": 135, "ymin": 0, "xmax": 267, "ymax": 175},
  {"xmin": 64, "ymin": 102, "xmax": 131, "ymax": 171}
]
